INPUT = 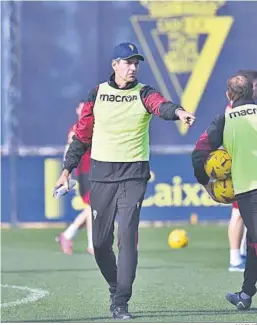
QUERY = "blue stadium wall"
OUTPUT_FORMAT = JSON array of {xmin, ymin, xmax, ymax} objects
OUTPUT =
[
  {"xmin": 1, "ymin": 1, "xmax": 257, "ymax": 225},
  {"xmin": 1, "ymin": 154, "xmax": 231, "ymax": 224}
]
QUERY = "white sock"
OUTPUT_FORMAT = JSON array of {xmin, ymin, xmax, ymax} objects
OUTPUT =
[
  {"xmin": 63, "ymin": 224, "xmax": 79, "ymax": 240},
  {"xmin": 87, "ymin": 228, "xmax": 93, "ymax": 249},
  {"xmin": 230, "ymin": 249, "xmax": 242, "ymax": 266},
  {"xmin": 240, "ymin": 227, "xmax": 247, "ymax": 257}
]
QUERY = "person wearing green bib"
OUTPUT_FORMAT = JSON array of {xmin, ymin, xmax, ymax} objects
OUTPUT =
[
  {"xmin": 55, "ymin": 42, "xmax": 195, "ymax": 319},
  {"xmin": 227, "ymin": 70, "xmax": 257, "ymax": 273},
  {"xmin": 192, "ymin": 74, "xmax": 257, "ymax": 311}
]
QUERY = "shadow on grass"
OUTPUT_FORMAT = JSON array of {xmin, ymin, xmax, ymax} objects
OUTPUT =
[
  {"xmin": 5, "ymin": 308, "xmax": 257, "ymax": 323},
  {"xmin": 1, "ymin": 265, "xmax": 183, "ymax": 274}
]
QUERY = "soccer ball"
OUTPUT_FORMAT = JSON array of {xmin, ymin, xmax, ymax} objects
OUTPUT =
[
  {"xmin": 204, "ymin": 149, "xmax": 232, "ymax": 180},
  {"xmin": 168, "ymin": 229, "xmax": 189, "ymax": 249},
  {"xmin": 211, "ymin": 178, "xmax": 235, "ymax": 204}
]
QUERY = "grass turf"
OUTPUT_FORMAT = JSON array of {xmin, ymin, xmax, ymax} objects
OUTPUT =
[{"xmin": 1, "ymin": 225, "xmax": 256, "ymax": 322}]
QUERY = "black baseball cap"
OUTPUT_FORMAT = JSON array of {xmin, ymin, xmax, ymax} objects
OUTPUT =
[{"xmin": 112, "ymin": 42, "xmax": 144, "ymax": 61}]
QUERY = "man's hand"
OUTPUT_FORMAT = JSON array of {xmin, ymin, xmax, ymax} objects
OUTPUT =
[
  {"xmin": 176, "ymin": 109, "xmax": 196, "ymax": 126},
  {"xmin": 55, "ymin": 169, "xmax": 70, "ymax": 192}
]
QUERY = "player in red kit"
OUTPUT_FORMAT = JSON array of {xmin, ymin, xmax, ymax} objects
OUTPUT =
[
  {"xmin": 57, "ymin": 101, "xmax": 94, "ymax": 255},
  {"xmin": 226, "ymin": 70, "xmax": 257, "ymax": 271}
]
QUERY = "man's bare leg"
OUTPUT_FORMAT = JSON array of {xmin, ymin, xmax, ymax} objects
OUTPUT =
[
  {"xmin": 58, "ymin": 206, "xmax": 93, "ymax": 255},
  {"xmin": 228, "ymin": 208, "xmax": 244, "ymax": 271}
]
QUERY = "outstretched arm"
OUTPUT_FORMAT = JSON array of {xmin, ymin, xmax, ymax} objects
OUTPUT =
[{"xmin": 140, "ymin": 86, "xmax": 196, "ymax": 126}]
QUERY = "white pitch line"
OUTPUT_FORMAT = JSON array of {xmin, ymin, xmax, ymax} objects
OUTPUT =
[{"xmin": 0, "ymin": 284, "xmax": 49, "ymax": 308}]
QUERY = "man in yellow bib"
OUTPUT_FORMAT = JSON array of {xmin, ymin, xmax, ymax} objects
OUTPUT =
[{"xmin": 55, "ymin": 42, "xmax": 195, "ymax": 319}]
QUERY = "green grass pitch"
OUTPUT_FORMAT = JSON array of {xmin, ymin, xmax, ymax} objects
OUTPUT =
[{"xmin": 1, "ymin": 225, "xmax": 256, "ymax": 322}]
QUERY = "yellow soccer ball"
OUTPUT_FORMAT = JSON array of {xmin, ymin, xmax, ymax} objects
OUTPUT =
[
  {"xmin": 204, "ymin": 149, "xmax": 232, "ymax": 180},
  {"xmin": 168, "ymin": 229, "xmax": 189, "ymax": 249},
  {"xmin": 211, "ymin": 178, "xmax": 235, "ymax": 204}
]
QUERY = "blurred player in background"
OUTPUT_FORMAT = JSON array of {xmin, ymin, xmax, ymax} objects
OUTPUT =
[
  {"xmin": 57, "ymin": 101, "xmax": 94, "ymax": 255},
  {"xmin": 227, "ymin": 70, "xmax": 257, "ymax": 272},
  {"xmin": 228, "ymin": 200, "xmax": 246, "ymax": 271}
]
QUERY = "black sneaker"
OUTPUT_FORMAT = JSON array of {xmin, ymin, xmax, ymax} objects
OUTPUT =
[
  {"xmin": 112, "ymin": 304, "xmax": 132, "ymax": 320},
  {"xmin": 225, "ymin": 292, "xmax": 252, "ymax": 310},
  {"xmin": 110, "ymin": 294, "xmax": 115, "ymax": 313}
]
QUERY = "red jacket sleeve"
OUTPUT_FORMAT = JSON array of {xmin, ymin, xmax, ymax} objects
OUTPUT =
[
  {"xmin": 75, "ymin": 87, "xmax": 98, "ymax": 144},
  {"xmin": 63, "ymin": 87, "xmax": 98, "ymax": 173},
  {"xmin": 140, "ymin": 86, "xmax": 181, "ymax": 120}
]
